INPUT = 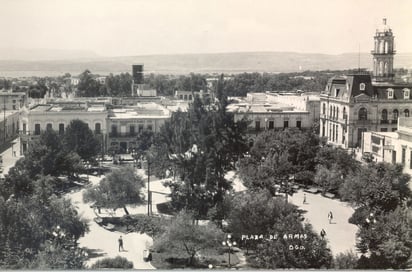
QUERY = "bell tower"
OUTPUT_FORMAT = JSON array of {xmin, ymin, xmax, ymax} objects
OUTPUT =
[{"xmin": 371, "ymin": 18, "xmax": 395, "ymax": 82}]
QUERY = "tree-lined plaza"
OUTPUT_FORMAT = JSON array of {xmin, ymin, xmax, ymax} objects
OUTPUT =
[{"xmin": 0, "ymin": 74, "xmax": 411, "ymax": 269}]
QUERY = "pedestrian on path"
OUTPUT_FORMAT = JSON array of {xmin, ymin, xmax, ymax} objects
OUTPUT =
[
  {"xmin": 328, "ymin": 211, "xmax": 333, "ymax": 224},
  {"xmin": 118, "ymin": 235, "xmax": 124, "ymax": 252},
  {"xmin": 303, "ymin": 193, "xmax": 307, "ymax": 204},
  {"xmin": 320, "ymin": 229, "xmax": 326, "ymax": 240}
]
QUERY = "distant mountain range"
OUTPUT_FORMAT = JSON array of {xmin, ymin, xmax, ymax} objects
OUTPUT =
[{"xmin": 1, "ymin": 49, "xmax": 412, "ymax": 77}]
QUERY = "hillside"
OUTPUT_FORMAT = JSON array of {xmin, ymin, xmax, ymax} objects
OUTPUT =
[{"xmin": 1, "ymin": 52, "xmax": 412, "ymax": 77}]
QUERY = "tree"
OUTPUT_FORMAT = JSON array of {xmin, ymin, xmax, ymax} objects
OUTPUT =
[
  {"xmin": 340, "ymin": 162, "xmax": 412, "ymax": 269},
  {"xmin": 77, "ymin": 70, "xmax": 101, "ymax": 97},
  {"xmin": 83, "ymin": 167, "xmax": 145, "ymax": 215},
  {"xmin": 63, "ymin": 119, "xmax": 100, "ymax": 162},
  {"xmin": 226, "ymin": 190, "xmax": 333, "ymax": 269},
  {"xmin": 152, "ymin": 211, "xmax": 224, "ymax": 266}
]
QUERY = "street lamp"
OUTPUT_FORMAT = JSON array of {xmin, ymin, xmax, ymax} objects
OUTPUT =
[
  {"xmin": 222, "ymin": 234, "xmax": 237, "ymax": 268},
  {"xmin": 85, "ymin": 161, "xmax": 90, "ymax": 182}
]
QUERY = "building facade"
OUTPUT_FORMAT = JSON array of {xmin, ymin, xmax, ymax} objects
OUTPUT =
[
  {"xmin": 107, "ymin": 103, "xmax": 171, "ymax": 153},
  {"xmin": 363, "ymin": 118, "xmax": 412, "ymax": 184},
  {"xmin": 228, "ymin": 92, "xmax": 320, "ymax": 133},
  {"xmin": 19, "ymin": 102, "xmax": 108, "ymax": 154},
  {"xmin": 320, "ymin": 19, "xmax": 412, "ymax": 148}
]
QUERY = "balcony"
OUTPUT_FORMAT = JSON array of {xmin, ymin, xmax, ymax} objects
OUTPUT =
[
  {"xmin": 391, "ymin": 119, "xmax": 398, "ymax": 124},
  {"xmin": 380, "ymin": 119, "xmax": 389, "ymax": 124},
  {"xmin": 109, "ymin": 132, "xmax": 137, "ymax": 138}
]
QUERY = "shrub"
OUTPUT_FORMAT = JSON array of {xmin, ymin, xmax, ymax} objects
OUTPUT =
[
  {"xmin": 334, "ymin": 250, "xmax": 358, "ymax": 269},
  {"xmin": 91, "ymin": 256, "xmax": 133, "ymax": 269}
]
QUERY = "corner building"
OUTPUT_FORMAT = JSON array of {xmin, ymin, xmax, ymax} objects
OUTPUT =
[{"xmin": 320, "ymin": 19, "xmax": 412, "ymax": 148}]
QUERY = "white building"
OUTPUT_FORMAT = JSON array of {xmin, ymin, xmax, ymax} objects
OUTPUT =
[
  {"xmin": 363, "ymin": 117, "xmax": 412, "ymax": 188},
  {"xmin": 227, "ymin": 92, "xmax": 319, "ymax": 133}
]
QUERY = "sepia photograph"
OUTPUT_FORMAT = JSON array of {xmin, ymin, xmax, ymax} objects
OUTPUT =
[{"xmin": 0, "ymin": 0, "xmax": 411, "ymax": 270}]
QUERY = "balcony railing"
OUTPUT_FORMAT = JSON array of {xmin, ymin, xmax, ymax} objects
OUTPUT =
[
  {"xmin": 391, "ymin": 119, "xmax": 398, "ymax": 124},
  {"xmin": 109, "ymin": 132, "xmax": 138, "ymax": 138},
  {"xmin": 380, "ymin": 120, "xmax": 389, "ymax": 124}
]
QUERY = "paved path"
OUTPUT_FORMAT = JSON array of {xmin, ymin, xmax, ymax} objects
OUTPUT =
[
  {"xmin": 1, "ymin": 137, "xmax": 22, "ymax": 175},
  {"xmin": 289, "ymin": 190, "xmax": 359, "ymax": 256},
  {"xmin": 67, "ymin": 175, "xmax": 156, "ymax": 269}
]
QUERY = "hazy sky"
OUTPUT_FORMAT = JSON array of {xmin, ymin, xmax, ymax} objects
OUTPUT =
[{"xmin": 1, "ymin": 0, "xmax": 411, "ymax": 57}]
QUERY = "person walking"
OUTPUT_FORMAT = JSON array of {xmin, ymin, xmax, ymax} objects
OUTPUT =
[
  {"xmin": 328, "ymin": 211, "xmax": 333, "ymax": 224},
  {"xmin": 320, "ymin": 229, "xmax": 326, "ymax": 240},
  {"xmin": 118, "ymin": 235, "xmax": 124, "ymax": 252},
  {"xmin": 303, "ymin": 193, "xmax": 307, "ymax": 204}
]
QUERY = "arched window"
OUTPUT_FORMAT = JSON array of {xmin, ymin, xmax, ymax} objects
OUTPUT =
[
  {"xmin": 381, "ymin": 109, "xmax": 388, "ymax": 120},
  {"xmin": 404, "ymin": 109, "xmax": 410, "ymax": 117},
  {"xmin": 343, "ymin": 107, "xmax": 347, "ymax": 119},
  {"xmin": 333, "ymin": 106, "xmax": 336, "ymax": 119},
  {"xmin": 359, "ymin": 107, "xmax": 367, "ymax": 120},
  {"xmin": 393, "ymin": 109, "xmax": 399, "ymax": 120},
  {"xmin": 360, "ymin": 83, "xmax": 365, "ymax": 91}
]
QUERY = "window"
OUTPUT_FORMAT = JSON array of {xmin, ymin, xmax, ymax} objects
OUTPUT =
[
  {"xmin": 255, "ymin": 121, "xmax": 261, "ymax": 131},
  {"xmin": 402, "ymin": 148, "xmax": 406, "ymax": 165},
  {"xmin": 189, "ymin": 95, "xmax": 192, "ymax": 100},
  {"xmin": 388, "ymin": 88, "xmax": 394, "ymax": 99},
  {"xmin": 330, "ymin": 106, "xmax": 332, "ymax": 118},
  {"xmin": 111, "ymin": 125, "xmax": 117, "ymax": 136},
  {"xmin": 23, "ymin": 123, "xmax": 26, "ymax": 134},
  {"xmin": 393, "ymin": 109, "xmax": 399, "ymax": 120},
  {"xmin": 336, "ymin": 125, "xmax": 339, "ymax": 143},
  {"xmin": 337, "ymin": 108, "xmax": 339, "ymax": 119},
  {"xmin": 358, "ymin": 107, "xmax": 367, "ymax": 120},
  {"xmin": 129, "ymin": 125, "xmax": 135, "ymax": 136},
  {"xmin": 392, "ymin": 128, "xmax": 397, "ymax": 132},
  {"xmin": 381, "ymin": 109, "xmax": 388, "ymax": 120},
  {"xmin": 147, "ymin": 124, "xmax": 153, "ymax": 131},
  {"xmin": 138, "ymin": 124, "xmax": 144, "ymax": 133},
  {"xmin": 404, "ymin": 88, "xmax": 410, "ymax": 99},
  {"xmin": 322, "ymin": 103, "xmax": 326, "ymax": 114},
  {"xmin": 404, "ymin": 109, "xmax": 410, "ymax": 117},
  {"xmin": 184, "ymin": 95, "xmax": 188, "ymax": 100},
  {"xmin": 268, "ymin": 121, "xmax": 274, "ymax": 129},
  {"xmin": 283, "ymin": 120, "xmax": 289, "ymax": 129},
  {"xmin": 12, "ymin": 105, "xmax": 16, "ymax": 110},
  {"xmin": 46, "ymin": 123, "xmax": 52, "ymax": 131},
  {"xmin": 343, "ymin": 107, "xmax": 347, "ymax": 120},
  {"xmin": 360, "ymin": 83, "xmax": 366, "ymax": 91},
  {"xmin": 95, "ymin": 123, "xmax": 101, "ymax": 134},
  {"xmin": 410, "ymin": 151, "xmax": 412, "ymax": 169},
  {"xmin": 335, "ymin": 88, "xmax": 340, "ymax": 97},
  {"xmin": 296, "ymin": 120, "xmax": 301, "ymax": 129},
  {"xmin": 34, "ymin": 124, "xmax": 41, "ymax": 135},
  {"xmin": 380, "ymin": 128, "xmax": 388, "ymax": 132},
  {"xmin": 59, "ymin": 123, "xmax": 65, "ymax": 135}
]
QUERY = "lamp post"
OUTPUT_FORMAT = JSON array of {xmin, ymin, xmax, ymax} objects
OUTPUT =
[
  {"xmin": 85, "ymin": 161, "xmax": 90, "ymax": 182},
  {"xmin": 222, "ymin": 234, "xmax": 237, "ymax": 268}
]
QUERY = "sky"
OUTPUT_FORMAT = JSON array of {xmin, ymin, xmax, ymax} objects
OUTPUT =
[{"xmin": 0, "ymin": 0, "xmax": 411, "ymax": 57}]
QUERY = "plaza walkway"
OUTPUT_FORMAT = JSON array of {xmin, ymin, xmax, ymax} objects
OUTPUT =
[
  {"xmin": 0, "ymin": 137, "xmax": 22, "ymax": 175},
  {"xmin": 289, "ymin": 190, "xmax": 359, "ymax": 256},
  {"xmin": 226, "ymin": 171, "xmax": 359, "ymax": 256},
  {"xmin": 67, "ymin": 175, "xmax": 156, "ymax": 269}
]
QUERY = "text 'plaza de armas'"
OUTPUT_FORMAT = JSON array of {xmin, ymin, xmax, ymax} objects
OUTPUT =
[{"xmin": 1, "ymin": 19, "xmax": 412, "ymax": 183}]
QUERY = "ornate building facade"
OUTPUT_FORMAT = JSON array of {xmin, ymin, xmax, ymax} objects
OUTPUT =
[{"xmin": 320, "ymin": 19, "xmax": 412, "ymax": 148}]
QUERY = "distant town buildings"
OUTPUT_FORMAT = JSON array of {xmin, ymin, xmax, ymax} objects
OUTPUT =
[{"xmin": 320, "ymin": 18, "xmax": 412, "ymax": 148}]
